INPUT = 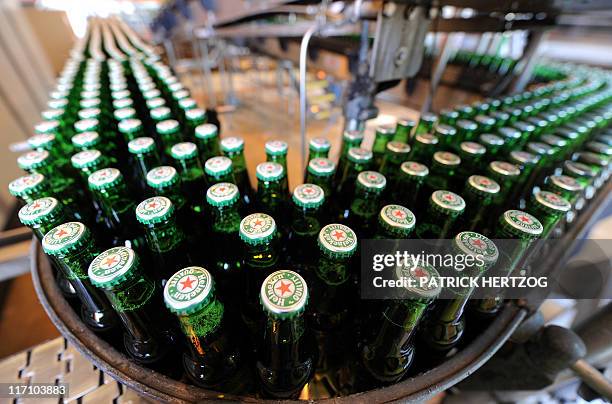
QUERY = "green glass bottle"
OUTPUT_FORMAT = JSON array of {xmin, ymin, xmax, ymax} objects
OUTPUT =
[
  {"xmin": 9, "ymin": 173, "xmax": 49, "ymax": 204},
  {"xmin": 544, "ymin": 175, "xmax": 585, "ymax": 207},
  {"xmin": 308, "ymin": 137, "xmax": 331, "ymax": 161},
  {"xmin": 462, "ymin": 175, "xmax": 501, "ymax": 232},
  {"xmin": 135, "ymin": 196, "xmax": 193, "ymax": 286},
  {"xmin": 170, "ymin": 142, "xmax": 207, "ymax": 215},
  {"xmin": 497, "ymin": 127, "xmax": 522, "ymax": 155},
  {"xmin": 265, "ymin": 140, "xmax": 289, "ymax": 175},
  {"xmin": 379, "ymin": 141, "xmax": 410, "ymax": 184},
  {"xmin": 416, "ymin": 190, "xmax": 465, "ymax": 239},
  {"xmin": 114, "ymin": 107, "xmax": 137, "ymax": 122},
  {"xmin": 287, "ymin": 184, "xmax": 325, "ymax": 271},
  {"xmin": 184, "ymin": 108, "xmax": 207, "ymax": 140},
  {"xmin": 204, "ymin": 156, "xmax": 236, "ymax": 185},
  {"xmin": 407, "ymin": 133, "xmax": 438, "ymax": 165},
  {"xmin": 414, "ymin": 113, "xmax": 437, "ymax": 136},
  {"xmin": 195, "ymin": 123, "xmax": 221, "ymax": 162},
  {"xmin": 455, "ymin": 119, "xmax": 478, "ymax": 143},
  {"xmin": 562, "ymin": 160, "xmax": 596, "ymax": 198},
  {"xmin": 71, "ymin": 149, "xmax": 112, "ymax": 184},
  {"xmin": 479, "ymin": 134, "xmax": 504, "ymax": 161},
  {"xmin": 256, "ymin": 269, "xmax": 314, "ymax": 398},
  {"xmin": 457, "ymin": 142, "xmax": 485, "ymax": 182},
  {"xmin": 393, "ymin": 118, "xmax": 416, "ymax": 143},
  {"xmin": 439, "ymin": 109, "xmax": 459, "ymax": 126},
  {"xmin": 42, "ymin": 222, "xmax": 118, "ymax": 333},
  {"xmin": 392, "ymin": 162, "xmax": 429, "ymax": 210},
  {"xmin": 305, "ymin": 158, "xmax": 336, "ymax": 197},
  {"xmin": 426, "ymin": 151, "xmax": 462, "ymax": 194},
  {"xmin": 255, "ymin": 161, "xmax": 288, "ymax": 221},
  {"xmin": 474, "ymin": 115, "xmax": 496, "ymax": 134},
  {"xmin": 374, "ymin": 204, "xmax": 415, "ymax": 239},
  {"xmin": 71, "ymin": 131, "xmax": 104, "ymax": 152},
  {"xmin": 340, "ymin": 130, "xmax": 364, "ymax": 157},
  {"xmin": 487, "ymin": 161, "xmax": 521, "ymax": 213},
  {"xmin": 27, "ymin": 134, "xmax": 67, "ymax": 168},
  {"xmin": 128, "ymin": 137, "xmax": 162, "ymax": 193},
  {"xmin": 335, "ymin": 147, "xmax": 373, "ymax": 218},
  {"xmin": 156, "ymin": 119, "xmax": 183, "ymax": 159},
  {"xmin": 372, "ymin": 126, "xmax": 395, "ymax": 167},
  {"xmin": 512, "ymin": 121, "xmax": 537, "ymax": 148},
  {"xmin": 347, "ymin": 171, "xmax": 387, "ymax": 237},
  {"xmin": 221, "ymin": 136, "xmax": 252, "ymax": 206},
  {"xmin": 433, "ymin": 124, "xmax": 457, "ymax": 150},
  {"xmin": 527, "ymin": 191, "xmax": 571, "ymax": 238},
  {"xmin": 118, "ymin": 119, "xmax": 145, "ymax": 143}
]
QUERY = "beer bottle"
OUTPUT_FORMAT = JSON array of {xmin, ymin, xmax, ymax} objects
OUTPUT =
[
  {"xmin": 27, "ymin": 134, "xmax": 68, "ymax": 169},
  {"xmin": 194, "ymin": 123, "xmax": 221, "ymax": 162},
  {"xmin": 361, "ymin": 261, "xmax": 440, "ymax": 384},
  {"xmin": 340, "ymin": 130, "xmax": 364, "ymax": 157},
  {"xmin": 416, "ymin": 190, "xmax": 465, "ymax": 240},
  {"xmin": 433, "ymin": 124, "xmax": 457, "ymax": 150},
  {"xmin": 455, "ymin": 119, "xmax": 478, "ymax": 143},
  {"xmin": 164, "ymin": 266, "xmax": 247, "ymax": 391},
  {"xmin": 526, "ymin": 191, "xmax": 571, "ymax": 238},
  {"xmin": 423, "ymin": 232, "xmax": 498, "ymax": 352},
  {"xmin": 9, "ymin": 173, "xmax": 49, "ymax": 204},
  {"xmin": 221, "ymin": 136, "xmax": 253, "ymax": 205},
  {"xmin": 71, "ymin": 149, "xmax": 113, "ymax": 185},
  {"xmin": 265, "ymin": 140, "xmax": 289, "ymax": 175},
  {"xmin": 439, "ymin": 110, "xmax": 459, "ymax": 127},
  {"xmin": 204, "ymin": 156, "xmax": 236, "ymax": 185},
  {"xmin": 335, "ymin": 147, "xmax": 373, "ymax": 218},
  {"xmin": 169, "ymin": 142, "xmax": 207, "ymax": 214},
  {"xmin": 393, "ymin": 118, "xmax": 416, "ymax": 143},
  {"xmin": 304, "ymin": 157, "xmax": 336, "ymax": 197},
  {"xmin": 426, "ymin": 151, "xmax": 462, "ymax": 194},
  {"xmin": 392, "ymin": 162, "xmax": 429, "ymax": 210},
  {"xmin": 146, "ymin": 97, "xmax": 166, "ymax": 111},
  {"xmin": 145, "ymin": 166, "xmax": 190, "ymax": 226},
  {"xmin": 526, "ymin": 116, "xmax": 549, "ymax": 138},
  {"xmin": 113, "ymin": 107, "xmax": 137, "ymax": 122},
  {"xmin": 255, "ymin": 162, "xmax": 289, "ymax": 221},
  {"xmin": 486, "ymin": 161, "xmax": 521, "ymax": 213},
  {"xmin": 497, "ymin": 126, "xmax": 522, "ymax": 155},
  {"xmin": 42, "ymin": 222, "xmax": 118, "ymax": 333},
  {"xmin": 135, "ymin": 196, "xmax": 193, "ymax": 285},
  {"xmin": 474, "ymin": 115, "xmax": 496, "ymax": 134},
  {"xmin": 184, "ymin": 108, "xmax": 207, "ymax": 140},
  {"xmin": 118, "ymin": 118, "xmax": 145, "ymax": 143},
  {"xmin": 308, "ymin": 137, "xmax": 331, "ymax": 161},
  {"xmin": 372, "ymin": 126, "xmax": 395, "ymax": 167},
  {"xmin": 113, "ymin": 97, "xmax": 134, "ymax": 111},
  {"xmin": 562, "ymin": 160, "xmax": 597, "ymax": 198},
  {"xmin": 512, "ymin": 121, "xmax": 537, "ymax": 148},
  {"xmin": 544, "ymin": 175, "xmax": 585, "ymax": 207},
  {"xmin": 478, "ymin": 134, "xmax": 504, "ymax": 162},
  {"xmin": 346, "ymin": 171, "xmax": 387, "ymax": 237},
  {"xmin": 374, "ymin": 204, "xmax": 415, "ymax": 239},
  {"xmin": 457, "ymin": 142, "xmax": 485, "ymax": 182},
  {"xmin": 378, "ymin": 141, "xmax": 410, "ymax": 184},
  {"xmin": 35, "ymin": 120, "xmax": 72, "ymax": 153},
  {"xmin": 287, "ymin": 184, "xmax": 325, "ymax": 271},
  {"xmin": 490, "ymin": 110, "xmax": 510, "ymax": 129},
  {"xmin": 156, "ymin": 119, "xmax": 183, "ymax": 159},
  {"xmin": 461, "ymin": 175, "xmax": 500, "ymax": 232},
  {"xmin": 71, "ymin": 131, "xmax": 106, "ymax": 153},
  {"xmin": 88, "ymin": 246, "xmax": 173, "ymax": 367},
  {"xmin": 256, "ymin": 270, "xmax": 314, "ymax": 398},
  {"xmin": 406, "ymin": 133, "xmax": 438, "ymax": 165},
  {"xmin": 414, "ymin": 113, "xmax": 437, "ymax": 136},
  {"xmin": 128, "ymin": 137, "xmax": 161, "ymax": 192}
]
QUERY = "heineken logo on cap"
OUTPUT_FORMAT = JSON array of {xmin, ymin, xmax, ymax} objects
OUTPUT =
[
  {"xmin": 395, "ymin": 261, "xmax": 440, "ymax": 299},
  {"xmin": 156, "ymin": 119, "xmax": 179, "ymax": 133},
  {"xmin": 468, "ymin": 175, "xmax": 500, "ymax": 194},
  {"xmin": 293, "ymin": 184, "xmax": 324, "ymax": 208},
  {"xmin": 455, "ymin": 231, "xmax": 498, "ymax": 264},
  {"xmin": 35, "ymin": 120, "xmax": 59, "ymax": 133},
  {"xmin": 128, "ymin": 137, "xmax": 154, "ymax": 154},
  {"xmin": 261, "ymin": 270, "xmax": 308, "ymax": 318},
  {"xmin": 171, "ymin": 142, "xmax": 197, "ymax": 159},
  {"xmin": 221, "ymin": 136, "xmax": 244, "ymax": 151},
  {"xmin": 432, "ymin": 190, "xmax": 466, "ymax": 212},
  {"xmin": 348, "ymin": 147, "xmax": 373, "ymax": 162},
  {"xmin": 186, "ymin": 108, "xmax": 205, "ymax": 121},
  {"xmin": 79, "ymin": 108, "xmax": 101, "ymax": 119},
  {"xmin": 309, "ymin": 137, "xmax": 331, "ymax": 151},
  {"xmin": 205, "ymin": 156, "xmax": 232, "ymax": 175},
  {"xmin": 89, "ymin": 168, "xmax": 121, "ymax": 188},
  {"xmin": 510, "ymin": 150, "xmax": 539, "ymax": 165},
  {"xmin": 401, "ymin": 161, "xmax": 429, "ymax": 177},
  {"xmin": 195, "ymin": 123, "xmax": 218, "ymax": 139},
  {"xmin": 178, "ymin": 98, "xmax": 196, "ymax": 109},
  {"xmin": 551, "ymin": 175, "xmax": 583, "ymax": 192},
  {"xmin": 72, "ymin": 150, "xmax": 101, "ymax": 167},
  {"xmin": 42, "ymin": 222, "xmax": 87, "ymax": 253},
  {"xmin": 114, "ymin": 108, "xmax": 136, "ymax": 120},
  {"xmin": 415, "ymin": 133, "xmax": 438, "ymax": 145},
  {"xmin": 19, "ymin": 197, "xmax": 58, "ymax": 223},
  {"xmin": 503, "ymin": 210, "xmax": 543, "ymax": 236},
  {"xmin": 9, "ymin": 173, "xmax": 44, "ymax": 194},
  {"xmin": 146, "ymin": 166, "xmax": 177, "ymax": 186},
  {"xmin": 490, "ymin": 161, "xmax": 520, "ymax": 176},
  {"xmin": 256, "ymin": 162, "xmax": 284, "ymax": 181},
  {"xmin": 386, "ymin": 141, "xmax": 410, "ymax": 154},
  {"xmin": 119, "ymin": 119, "xmax": 142, "ymax": 134},
  {"xmin": 151, "ymin": 107, "xmax": 171, "ymax": 121},
  {"xmin": 48, "ymin": 99, "xmax": 67, "ymax": 109},
  {"xmin": 319, "ymin": 223, "xmax": 357, "ymax": 255},
  {"xmin": 434, "ymin": 151, "xmax": 461, "ymax": 165},
  {"xmin": 136, "ymin": 196, "xmax": 173, "ymax": 223},
  {"xmin": 308, "ymin": 158, "xmax": 335, "ymax": 175},
  {"xmin": 240, "ymin": 213, "xmax": 276, "ymax": 243},
  {"xmin": 72, "ymin": 131, "xmax": 99, "ymax": 147},
  {"xmin": 265, "ymin": 140, "xmax": 288, "ymax": 155},
  {"xmin": 460, "ymin": 142, "xmax": 485, "ymax": 155},
  {"xmin": 74, "ymin": 118, "xmax": 98, "ymax": 132},
  {"xmin": 207, "ymin": 182, "xmax": 239, "ymax": 206},
  {"xmin": 164, "ymin": 266, "xmax": 213, "ymax": 314},
  {"xmin": 536, "ymin": 191, "xmax": 571, "ymax": 212},
  {"xmin": 357, "ymin": 171, "xmax": 387, "ymax": 190},
  {"xmin": 18, "ymin": 151, "xmax": 49, "ymax": 169},
  {"xmin": 28, "ymin": 134, "xmax": 55, "ymax": 148},
  {"xmin": 343, "ymin": 130, "xmax": 364, "ymax": 142},
  {"xmin": 380, "ymin": 204, "xmax": 415, "ymax": 230},
  {"xmin": 89, "ymin": 247, "xmax": 135, "ymax": 286}
]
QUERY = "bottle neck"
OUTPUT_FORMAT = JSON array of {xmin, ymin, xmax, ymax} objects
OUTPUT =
[
  {"xmin": 143, "ymin": 216, "xmax": 185, "ymax": 254},
  {"xmin": 211, "ymin": 204, "xmax": 241, "ymax": 234},
  {"xmin": 307, "ymin": 149, "xmax": 328, "ymax": 161},
  {"xmin": 95, "ymin": 183, "xmax": 136, "ymax": 228},
  {"xmin": 104, "ymin": 275, "xmax": 156, "ymax": 313},
  {"xmin": 260, "ymin": 314, "xmax": 306, "ymax": 368},
  {"xmin": 134, "ymin": 151, "xmax": 160, "ymax": 181},
  {"xmin": 257, "ymin": 179, "xmax": 287, "ymax": 214},
  {"xmin": 175, "ymin": 157, "xmax": 204, "ymax": 183},
  {"xmin": 304, "ymin": 173, "xmax": 333, "ymax": 197},
  {"xmin": 54, "ymin": 242, "xmax": 99, "ymax": 280},
  {"xmin": 316, "ymin": 253, "xmax": 351, "ymax": 285},
  {"xmin": 179, "ymin": 298, "xmax": 225, "ymax": 357},
  {"xmin": 290, "ymin": 204, "xmax": 323, "ymax": 239},
  {"xmin": 226, "ymin": 150, "xmax": 247, "ymax": 173}
]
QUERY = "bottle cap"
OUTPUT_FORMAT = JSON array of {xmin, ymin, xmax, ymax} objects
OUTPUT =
[
  {"xmin": 89, "ymin": 247, "xmax": 140, "ymax": 289},
  {"xmin": 113, "ymin": 98, "xmax": 133, "ymax": 110},
  {"xmin": 170, "ymin": 142, "xmax": 198, "ymax": 160},
  {"xmin": 186, "ymin": 108, "xmax": 206, "ymax": 122},
  {"xmin": 434, "ymin": 124, "xmax": 457, "ymax": 138},
  {"xmin": 41, "ymin": 109, "xmax": 64, "ymax": 121},
  {"xmin": 475, "ymin": 115, "xmax": 495, "ymax": 127},
  {"xmin": 563, "ymin": 161, "xmax": 595, "ymax": 178},
  {"xmin": 146, "ymin": 97, "xmax": 165, "ymax": 110},
  {"xmin": 172, "ymin": 89, "xmax": 190, "ymax": 100},
  {"xmin": 415, "ymin": 133, "xmax": 439, "ymax": 145},
  {"xmin": 489, "ymin": 161, "xmax": 520, "ymax": 177},
  {"xmin": 420, "ymin": 113, "xmax": 437, "ymax": 124},
  {"xmin": 356, "ymin": 171, "xmax": 387, "ymax": 193},
  {"xmin": 379, "ymin": 204, "xmax": 415, "ymax": 236},
  {"xmin": 309, "ymin": 137, "xmax": 331, "ymax": 152},
  {"xmin": 9, "ymin": 173, "xmax": 46, "ymax": 198},
  {"xmin": 143, "ymin": 89, "xmax": 161, "ymax": 100},
  {"xmin": 71, "ymin": 149, "xmax": 103, "ymax": 169},
  {"xmin": 500, "ymin": 210, "xmax": 543, "ymax": 239},
  {"xmin": 156, "ymin": 119, "xmax": 179, "ymax": 134},
  {"xmin": 146, "ymin": 166, "xmax": 179, "ymax": 188},
  {"xmin": 533, "ymin": 191, "xmax": 571, "ymax": 215},
  {"xmin": 114, "ymin": 107, "xmax": 136, "ymax": 121},
  {"xmin": 456, "ymin": 119, "xmax": 478, "ymax": 132},
  {"xmin": 48, "ymin": 99, "xmax": 68, "ymax": 109},
  {"xmin": 459, "ymin": 142, "xmax": 486, "ymax": 156},
  {"xmin": 265, "ymin": 140, "xmax": 288, "ymax": 156},
  {"xmin": 18, "ymin": 150, "xmax": 50, "ymax": 171},
  {"xmin": 74, "ymin": 118, "xmax": 99, "ymax": 133},
  {"xmin": 178, "ymin": 98, "xmax": 197, "ymax": 110},
  {"xmin": 555, "ymin": 128, "xmax": 579, "ymax": 140},
  {"xmin": 576, "ymin": 152, "xmax": 608, "ymax": 168},
  {"xmin": 541, "ymin": 134, "xmax": 567, "ymax": 148},
  {"xmin": 342, "ymin": 130, "xmax": 364, "ymax": 144},
  {"xmin": 498, "ymin": 127, "xmax": 521, "ymax": 141},
  {"xmin": 318, "ymin": 223, "xmax": 358, "ymax": 259},
  {"xmin": 206, "ymin": 182, "xmax": 239, "ymax": 207},
  {"xmin": 430, "ymin": 190, "xmax": 466, "ymax": 216},
  {"xmin": 376, "ymin": 125, "xmax": 395, "ymax": 137},
  {"xmin": 586, "ymin": 141, "xmax": 612, "ymax": 156},
  {"xmin": 127, "ymin": 138, "xmax": 155, "ymax": 155},
  {"xmin": 78, "ymin": 108, "xmax": 101, "ymax": 120},
  {"xmin": 513, "ymin": 121, "xmax": 536, "ymax": 134},
  {"xmin": 453, "ymin": 231, "xmax": 499, "ymax": 267},
  {"xmin": 220, "ymin": 136, "xmax": 244, "ymax": 152},
  {"xmin": 72, "ymin": 131, "xmax": 100, "ymax": 148},
  {"xmin": 395, "ymin": 260, "xmax": 441, "ymax": 300},
  {"xmin": 433, "ymin": 151, "xmax": 461, "ymax": 166},
  {"xmin": 479, "ymin": 134, "xmax": 504, "ymax": 147},
  {"xmin": 260, "ymin": 270, "xmax": 308, "ymax": 319},
  {"xmin": 347, "ymin": 147, "xmax": 373, "ymax": 163},
  {"xmin": 397, "ymin": 118, "xmax": 416, "ymax": 128},
  {"xmin": 18, "ymin": 197, "xmax": 61, "ymax": 226},
  {"xmin": 42, "ymin": 221, "xmax": 91, "ymax": 256},
  {"xmin": 195, "ymin": 123, "xmax": 219, "ymax": 140},
  {"xmin": 509, "ymin": 150, "xmax": 540, "ymax": 166},
  {"xmin": 35, "ymin": 120, "xmax": 60, "ymax": 135},
  {"xmin": 136, "ymin": 196, "xmax": 175, "ymax": 224},
  {"xmin": 88, "ymin": 168, "xmax": 123, "ymax": 191},
  {"xmin": 308, "ymin": 158, "xmax": 336, "ymax": 176},
  {"xmin": 292, "ymin": 184, "xmax": 324, "ymax": 208},
  {"xmin": 386, "ymin": 141, "xmax": 410, "ymax": 154},
  {"xmin": 28, "ymin": 134, "xmax": 56, "ymax": 150},
  {"xmin": 256, "ymin": 162, "xmax": 284, "ymax": 181},
  {"xmin": 205, "ymin": 156, "xmax": 233, "ymax": 177},
  {"xmin": 400, "ymin": 161, "xmax": 429, "ymax": 178},
  {"xmin": 239, "ymin": 213, "xmax": 276, "ymax": 245},
  {"xmin": 467, "ymin": 175, "xmax": 500, "ymax": 196},
  {"xmin": 548, "ymin": 175, "xmax": 584, "ymax": 194},
  {"xmin": 118, "ymin": 119, "xmax": 143, "ymax": 135},
  {"xmin": 164, "ymin": 266, "xmax": 216, "ymax": 315},
  {"xmin": 150, "ymin": 107, "xmax": 171, "ymax": 121}
]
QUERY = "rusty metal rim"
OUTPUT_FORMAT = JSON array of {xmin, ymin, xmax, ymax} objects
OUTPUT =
[{"xmin": 31, "ymin": 240, "xmax": 527, "ymax": 403}]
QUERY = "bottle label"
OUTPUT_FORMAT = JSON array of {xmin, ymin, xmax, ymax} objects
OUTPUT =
[{"xmin": 261, "ymin": 270, "xmax": 308, "ymax": 317}]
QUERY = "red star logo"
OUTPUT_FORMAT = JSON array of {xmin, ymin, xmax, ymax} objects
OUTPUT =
[
  {"xmin": 275, "ymin": 281, "xmax": 292, "ymax": 296},
  {"xmin": 471, "ymin": 238, "xmax": 485, "ymax": 249},
  {"xmin": 548, "ymin": 194, "xmax": 560, "ymax": 202},
  {"xmin": 102, "ymin": 255, "xmax": 119, "ymax": 267},
  {"xmin": 253, "ymin": 219, "xmax": 263, "ymax": 227},
  {"xmin": 332, "ymin": 230, "xmax": 346, "ymax": 241},
  {"xmin": 444, "ymin": 194, "xmax": 454, "ymax": 201},
  {"xmin": 56, "ymin": 229, "xmax": 68, "ymax": 238},
  {"xmin": 368, "ymin": 174, "xmax": 377, "ymax": 180},
  {"xmin": 303, "ymin": 187, "xmax": 314, "ymax": 194},
  {"xmin": 31, "ymin": 201, "xmax": 42, "ymax": 209},
  {"xmin": 413, "ymin": 267, "xmax": 427, "ymax": 278},
  {"xmin": 147, "ymin": 201, "xmax": 159, "ymax": 209},
  {"xmin": 518, "ymin": 215, "xmax": 532, "ymax": 224},
  {"xmin": 180, "ymin": 276, "xmax": 196, "ymax": 291},
  {"xmin": 481, "ymin": 178, "xmax": 491, "ymax": 186},
  {"xmin": 218, "ymin": 186, "xmax": 226, "ymax": 192},
  {"xmin": 393, "ymin": 209, "xmax": 405, "ymax": 219}
]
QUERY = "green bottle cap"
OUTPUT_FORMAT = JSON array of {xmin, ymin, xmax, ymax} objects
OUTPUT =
[
  {"xmin": 17, "ymin": 150, "xmax": 50, "ymax": 170},
  {"xmin": 453, "ymin": 231, "xmax": 499, "ymax": 267},
  {"xmin": 356, "ymin": 171, "xmax": 387, "ymax": 193},
  {"xmin": 318, "ymin": 223, "xmax": 357, "ymax": 259},
  {"xmin": 114, "ymin": 107, "xmax": 136, "ymax": 121},
  {"xmin": 113, "ymin": 98, "xmax": 133, "ymax": 110},
  {"xmin": 489, "ymin": 161, "xmax": 521, "ymax": 178},
  {"xmin": 206, "ymin": 182, "xmax": 239, "ymax": 207},
  {"xmin": 72, "ymin": 131, "xmax": 100, "ymax": 148},
  {"xmin": 136, "ymin": 196, "xmax": 175, "ymax": 224},
  {"xmin": 28, "ymin": 134, "xmax": 56, "ymax": 150},
  {"xmin": 400, "ymin": 161, "xmax": 429, "ymax": 178},
  {"xmin": 164, "ymin": 266, "xmax": 215, "ymax": 315},
  {"xmin": 81, "ymin": 90, "xmax": 99, "ymax": 99},
  {"xmin": 397, "ymin": 118, "xmax": 417, "ymax": 130},
  {"xmin": 376, "ymin": 125, "xmax": 395, "ymax": 137},
  {"xmin": 185, "ymin": 108, "xmax": 206, "ymax": 123},
  {"xmin": 526, "ymin": 116, "xmax": 548, "ymax": 131},
  {"xmin": 256, "ymin": 162, "xmax": 284, "ymax": 181},
  {"xmin": 498, "ymin": 127, "xmax": 521, "ymax": 141},
  {"xmin": 143, "ymin": 89, "xmax": 161, "ymax": 100},
  {"xmin": 172, "ymin": 89, "xmax": 190, "ymax": 101},
  {"xmin": 119, "ymin": 119, "xmax": 143, "ymax": 135},
  {"xmin": 156, "ymin": 119, "xmax": 179, "ymax": 134},
  {"xmin": 88, "ymin": 168, "xmax": 123, "ymax": 191},
  {"xmin": 265, "ymin": 140, "xmax": 288, "ymax": 156},
  {"xmin": 415, "ymin": 133, "xmax": 439, "ymax": 145},
  {"xmin": 548, "ymin": 175, "xmax": 584, "ymax": 194},
  {"xmin": 195, "ymin": 123, "xmax": 218, "ymax": 140},
  {"xmin": 42, "ymin": 221, "xmax": 91, "ymax": 256},
  {"xmin": 541, "ymin": 134, "xmax": 567, "ymax": 148},
  {"xmin": 479, "ymin": 134, "xmax": 504, "ymax": 147},
  {"xmin": 146, "ymin": 97, "xmax": 165, "ymax": 110},
  {"xmin": 509, "ymin": 150, "xmax": 540, "ymax": 166},
  {"xmin": 533, "ymin": 191, "xmax": 571, "ymax": 215},
  {"xmin": 205, "ymin": 156, "xmax": 233, "ymax": 177},
  {"xmin": 379, "ymin": 204, "xmax": 415, "ymax": 236},
  {"xmin": 434, "ymin": 124, "xmax": 457, "ymax": 138},
  {"xmin": 48, "ymin": 99, "xmax": 68, "ymax": 109},
  {"xmin": 221, "ymin": 136, "xmax": 244, "ymax": 152},
  {"xmin": 260, "ymin": 270, "xmax": 308, "ymax": 319},
  {"xmin": 41, "ymin": 109, "xmax": 64, "ymax": 121},
  {"xmin": 440, "ymin": 110, "xmax": 459, "ymax": 121},
  {"xmin": 342, "ymin": 130, "xmax": 364, "ymax": 145},
  {"xmin": 430, "ymin": 190, "xmax": 466, "ymax": 216},
  {"xmin": 74, "ymin": 118, "xmax": 99, "ymax": 133},
  {"xmin": 18, "ymin": 197, "xmax": 61, "ymax": 226},
  {"xmin": 71, "ymin": 149, "xmax": 103, "ymax": 169},
  {"xmin": 433, "ymin": 151, "xmax": 461, "ymax": 166},
  {"xmin": 395, "ymin": 260, "xmax": 441, "ymax": 300},
  {"xmin": 499, "ymin": 210, "xmax": 543, "ymax": 239},
  {"xmin": 467, "ymin": 175, "xmax": 500, "ymax": 196},
  {"xmin": 459, "ymin": 142, "xmax": 486, "ymax": 156},
  {"xmin": 78, "ymin": 108, "xmax": 101, "ymax": 120},
  {"xmin": 128, "ymin": 137, "xmax": 155, "ymax": 155},
  {"xmin": 308, "ymin": 158, "xmax": 336, "ymax": 176},
  {"xmin": 88, "ymin": 246, "xmax": 139, "ymax": 289},
  {"xmin": 9, "ymin": 173, "xmax": 46, "ymax": 198},
  {"xmin": 239, "ymin": 213, "xmax": 276, "ymax": 245},
  {"xmin": 386, "ymin": 141, "xmax": 410, "ymax": 154},
  {"xmin": 171, "ymin": 142, "xmax": 198, "ymax": 160},
  {"xmin": 556, "ymin": 128, "xmax": 579, "ymax": 141},
  {"xmin": 347, "ymin": 147, "xmax": 373, "ymax": 164},
  {"xmin": 150, "ymin": 107, "xmax": 171, "ymax": 121},
  {"xmin": 309, "ymin": 137, "xmax": 331, "ymax": 152},
  {"xmin": 490, "ymin": 111, "xmax": 510, "ymax": 123},
  {"xmin": 178, "ymin": 98, "xmax": 197, "ymax": 110},
  {"xmin": 147, "ymin": 166, "xmax": 179, "ymax": 188},
  {"xmin": 292, "ymin": 183, "xmax": 324, "ymax": 208}
]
